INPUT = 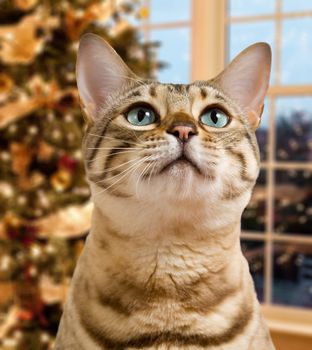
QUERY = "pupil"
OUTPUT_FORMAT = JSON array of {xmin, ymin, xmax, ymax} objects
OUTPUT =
[
  {"xmin": 137, "ymin": 109, "xmax": 147, "ymax": 122},
  {"xmin": 211, "ymin": 110, "xmax": 219, "ymax": 124}
]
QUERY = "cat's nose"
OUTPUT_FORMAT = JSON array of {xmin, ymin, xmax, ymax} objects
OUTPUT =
[{"xmin": 167, "ymin": 123, "xmax": 197, "ymax": 142}]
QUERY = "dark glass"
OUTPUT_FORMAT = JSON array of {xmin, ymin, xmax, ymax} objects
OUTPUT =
[
  {"xmin": 241, "ymin": 240, "xmax": 265, "ymax": 301},
  {"xmin": 242, "ymin": 170, "xmax": 267, "ymax": 232},
  {"xmin": 274, "ymin": 170, "xmax": 312, "ymax": 235},
  {"xmin": 273, "ymin": 243, "xmax": 312, "ymax": 308},
  {"xmin": 256, "ymin": 100, "xmax": 269, "ymax": 161},
  {"xmin": 275, "ymin": 97, "xmax": 312, "ymax": 161}
]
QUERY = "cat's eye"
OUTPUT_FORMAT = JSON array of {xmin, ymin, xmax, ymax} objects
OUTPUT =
[
  {"xmin": 200, "ymin": 108, "xmax": 229, "ymax": 128},
  {"xmin": 126, "ymin": 106, "xmax": 156, "ymax": 126}
]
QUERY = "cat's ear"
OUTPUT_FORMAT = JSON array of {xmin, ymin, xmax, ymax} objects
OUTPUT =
[
  {"xmin": 213, "ymin": 42, "xmax": 271, "ymax": 129},
  {"xmin": 76, "ymin": 33, "xmax": 136, "ymax": 122}
]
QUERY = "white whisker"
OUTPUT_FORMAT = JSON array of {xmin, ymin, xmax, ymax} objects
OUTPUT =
[
  {"xmin": 87, "ymin": 149, "xmax": 142, "ymax": 163},
  {"xmin": 87, "ymin": 147, "xmax": 142, "ymax": 150},
  {"xmin": 94, "ymin": 156, "xmax": 149, "ymax": 185},
  {"xmin": 147, "ymin": 161, "xmax": 158, "ymax": 187},
  {"xmin": 135, "ymin": 159, "xmax": 154, "ymax": 196},
  {"xmin": 93, "ymin": 156, "xmax": 150, "ymax": 197},
  {"xmin": 86, "ymin": 134, "xmax": 141, "ymax": 146},
  {"xmin": 88, "ymin": 157, "xmax": 141, "ymax": 174}
]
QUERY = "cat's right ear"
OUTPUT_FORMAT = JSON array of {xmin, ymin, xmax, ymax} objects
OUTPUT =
[
  {"xmin": 76, "ymin": 33, "xmax": 136, "ymax": 122},
  {"xmin": 213, "ymin": 42, "xmax": 271, "ymax": 129}
]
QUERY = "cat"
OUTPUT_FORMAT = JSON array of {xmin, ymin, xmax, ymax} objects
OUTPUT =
[{"xmin": 55, "ymin": 33, "xmax": 276, "ymax": 350}]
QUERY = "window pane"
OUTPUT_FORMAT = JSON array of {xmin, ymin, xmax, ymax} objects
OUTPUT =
[
  {"xmin": 273, "ymin": 243, "xmax": 312, "ymax": 308},
  {"xmin": 242, "ymin": 170, "xmax": 267, "ymax": 232},
  {"xmin": 274, "ymin": 170, "xmax": 312, "ymax": 235},
  {"xmin": 241, "ymin": 240, "xmax": 265, "ymax": 301},
  {"xmin": 283, "ymin": 0, "xmax": 312, "ymax": 12},
  {"xmin": 256, "ymin": 99, "xmax": 269, "ymax": 161},
  {"xmin": 229, "ymin": 0, "xmax": 275, "ymax": 17},
  {"xmin": 228, "ymin": 21, "xmax": 275, "ymax": 83},
  {"xmin": 150, "ymin": 0, "xmax": 190, "ymax": 23},
  {"xmin": 275, "ymin": 97, "xmax": 312, "ymax": 162},
  {"xmin": 281, "ymin": 18, "xmax": 312, "ymax": 85},
  {"xmin": 151, "ymin": 28, "xmax": 190, "ymax": 83}
]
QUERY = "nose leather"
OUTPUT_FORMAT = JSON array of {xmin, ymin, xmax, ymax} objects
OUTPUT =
[
  {"xmin": 168, "ymin": 124, "xmax": 196, "ymax": 141},
  {"xmin": 167, "ymin": 120, "xmax": 198, "ymax": 142}
]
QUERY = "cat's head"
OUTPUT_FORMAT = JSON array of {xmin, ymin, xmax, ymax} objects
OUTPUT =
[{"xmin": 77, "ymin": 34, "xmax": 271, "ymax": 213}]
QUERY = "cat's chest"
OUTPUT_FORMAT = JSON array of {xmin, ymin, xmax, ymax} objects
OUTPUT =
[{"xmin": 123, "ymin": 239, "xmax": 233, "ymax": 285}]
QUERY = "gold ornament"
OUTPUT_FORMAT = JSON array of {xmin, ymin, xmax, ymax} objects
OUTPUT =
[
  {"xmin": 19, "ymin": 171, "xmax": 45, "ymax": 191},
  {"xmin": 13, "ymin": 0, "xmax": 38, "ymax": 11},
  {"xmin": 138, "ymin": 6, "xmax": 149, "ymax": 19},
  {"xmin": 50, "ymin": 169, "xmax": 72, "ymax": 192},
  {"xmin": 30, "ymin": 243, "xmax": 42, "ymax": 262},
  {"xmin": 37, "ymin": 140, "xmax": 54, "ymax": 162},
  {"xmin": 65, "ymin": 2, "xmax": 114, "ymax": 41},
  {"xmin": 3, "ymin": 212, "xmax": 21, "ymax": 229},
  {"xmin": 0, "ymin": 73, "xmax": 14, "ymax": 104},
  {"xmin": 0, "ymin": 255, "xmax": 15, "ymax": 278},
  {"xmin": 0, "ymin": 8, "xmax": 59, "ymax": 64},
  {"xmin": 111, "ymin": 19, "xmax": 130, "ymax": 36},
  {"xmin": 10, "ymin": 142, "xmax": 34, "ymax": 178},
  {"xmin": 0, "ymin": 182, "xmax": 14, "ymax": 199},
  {"xmin": 36, "ymin": 202, "xmax": 93, "ymax": 239},
  {"xmin": 86, "ymin": 1, "xmax": 114, "ymax": 22}
]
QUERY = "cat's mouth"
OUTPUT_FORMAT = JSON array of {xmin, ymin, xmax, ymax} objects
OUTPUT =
[{"xmin": 159, "ymin": 155, "xmax": 203, "ymax": 175}]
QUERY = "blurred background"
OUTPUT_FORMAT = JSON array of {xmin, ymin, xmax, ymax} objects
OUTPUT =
[{"xmin": 0, "ymin": 0, "xmax": 311, "ymax": 349}]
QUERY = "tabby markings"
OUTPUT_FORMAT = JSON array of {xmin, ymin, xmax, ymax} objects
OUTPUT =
[{"xmin": 78, "ymin": 304, "xmax": 253, "ymax": 349}]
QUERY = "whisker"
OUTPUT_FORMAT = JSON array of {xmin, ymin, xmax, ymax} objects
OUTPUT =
[
  {"xmin": 88, "ymin": 157, "xmax": 141, "ymax": 174},
  {"xmin": 86, "ymin": 149, "xmax": 142, "ymax": 163},
  {"xmin": 94, "ymin": 156, "xmax": 151, "ymax": 185},
  {"xmin": 135, "ymin": 159, "xmax": 154, "ymax": 196},
  {"xmin": 93, "ymin": 157, "xmax": 150, "ymax": 197},
  {"xmin": 147, "ymin": 161, "xmax": 158, "ymax": 186},
  {"xmin": 86, "ymin": 134, "xmax": 141, "ymax": 146},
  {"xmin": 87, "ymin": 147, "xmax": 142, "ymax": 150}
]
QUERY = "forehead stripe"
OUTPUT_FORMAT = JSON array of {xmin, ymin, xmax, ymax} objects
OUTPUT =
[
  {"xmin": 149, "ymin": 85, "xmax": 157, "ymax": 97},
  {"xmin": 127, "ymin": 89, "xmax": 142, "ymax": 98},
  {"xmin": 200, "ymin": 87, "xmax": 207, "ymax": 99}
]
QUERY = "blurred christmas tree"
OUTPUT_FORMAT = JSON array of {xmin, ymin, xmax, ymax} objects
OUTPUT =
[{"xmin": 0, "ymin": 0, "xmax": 160, "ymax": 348}]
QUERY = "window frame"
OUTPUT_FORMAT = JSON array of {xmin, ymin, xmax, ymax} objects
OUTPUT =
[
  {"xmin": 142, "ymin": 0, "xmax": 312, "ymax": 317},
  {"xmin": 221, "ymin": 0, "xmax": 312, "ymax": 315}
]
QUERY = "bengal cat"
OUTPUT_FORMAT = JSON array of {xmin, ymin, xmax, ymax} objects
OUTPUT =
[{"xmin": 55, "ymin": 33, "xmax": 275, "ymax": 350}]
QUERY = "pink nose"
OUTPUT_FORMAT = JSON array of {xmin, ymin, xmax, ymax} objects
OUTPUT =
[{"xmin": 168, "ymin": 124, "xmax": 197, "ymax": 141}]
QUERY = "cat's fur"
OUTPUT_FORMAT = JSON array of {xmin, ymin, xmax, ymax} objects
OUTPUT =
[{"xmin": 55, "ymin": 34, "xmax": 275, "ymax": 350}]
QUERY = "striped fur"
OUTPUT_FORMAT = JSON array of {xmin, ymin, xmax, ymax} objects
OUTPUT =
[{"xmin": 55, "ymin": 69, "xmax": 275, "ymax": 349}]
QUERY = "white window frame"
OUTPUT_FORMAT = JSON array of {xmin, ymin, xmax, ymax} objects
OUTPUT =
[
  {"xmin": 195, "ymin": 0, "xmax": 312, "ymax": 334},
  {"xmin": 144, "ymin": 0, "xmax": 312, "ymax": 333}
]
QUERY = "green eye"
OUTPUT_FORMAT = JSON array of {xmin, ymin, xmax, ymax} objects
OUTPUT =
[
  {"xmin": 200, "ymin": 109, "xmax": 229, "ymax": 128},
  {"xmin": 126, "ymin": 106, "xmax": 156, "ymax": 126}
]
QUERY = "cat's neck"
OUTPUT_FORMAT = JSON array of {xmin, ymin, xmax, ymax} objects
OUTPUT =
[{"xmin": 85, "ymin": 204, "xmax": 247, "ymax": 297}]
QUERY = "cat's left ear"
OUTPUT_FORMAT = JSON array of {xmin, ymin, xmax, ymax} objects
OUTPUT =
[
  {"xmin": 213, "ymin": 42, "xmax": 271, "ymax": 129},
  {"xmin": 76, "ymin": 33, "xmax": 137, "ymax": 122}
]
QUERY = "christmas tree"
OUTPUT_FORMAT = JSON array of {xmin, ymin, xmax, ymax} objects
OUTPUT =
[{"xmin": 0, "ymin": 1, "xmax": 160, "ymax": 348}]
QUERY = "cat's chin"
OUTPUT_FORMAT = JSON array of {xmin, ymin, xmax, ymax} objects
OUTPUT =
[
  {"xmin": 159, "ymin": 157, "xmax": 203, "ymax": 178},
  {"xmin": 162, "ymin": 161, "xmax": 196, "ymax": 178}
]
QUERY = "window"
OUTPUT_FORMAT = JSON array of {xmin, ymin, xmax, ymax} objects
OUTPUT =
[
  {"xmin": 228, "ymin": 0, "xmax": 312, "ymax": 308},
  {"xmin": 145, "ymin": 0, "xmax": 312, "ymax": 310},
  {"xmin": 140, "ymin": 0, "xmax": 192, "ymax": 83}
]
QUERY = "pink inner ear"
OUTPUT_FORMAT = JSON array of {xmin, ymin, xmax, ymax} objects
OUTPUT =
[
  {"xmin": 76, "ymin": 34, "xmax": 136, "ymax": 121},
  {"xmin": 214, "ymin": 43, "xmax": 271, "ymax": 128}
]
